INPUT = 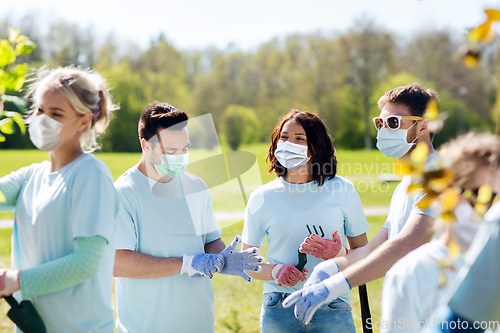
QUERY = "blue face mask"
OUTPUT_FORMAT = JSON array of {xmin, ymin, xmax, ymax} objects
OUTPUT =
[
  {"xmin": 376, "ymin": 122, "xmax": 418, "ymax": 158},
  {"xmin": 148, "ymin": 147, "xmax": 189, "ymax": 178}
]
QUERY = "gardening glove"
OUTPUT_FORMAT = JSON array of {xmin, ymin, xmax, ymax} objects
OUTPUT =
[
  {"xmin": 299, "ymin": 231, "xmax": 347, "ymax": 260},
  {"xmin": 0, "ymin": 269, "xmax": 20, "ymax": 298},
  {"xmin": 303, "ymin": 259, "xmax": 339, "ymax": 289},
  {"xmin": 180, "ymin": 253, "xmax": 224, "ymax": 279},
  {"xmin": 218, "ymin": 235, "xmax": 264, "ymax": 282},
  {"xmin": 271, "ymin": 264, "xmax": 308, "ymax": 287},
  {"xmin": 283, "ymin": 272, "xmax": 351, "ymax": 325}
]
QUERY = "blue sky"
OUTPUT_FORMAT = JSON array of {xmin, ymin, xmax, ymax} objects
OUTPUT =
[{"xmin": 6, "ymin": 0, "xmax": 500, "ymax": 50}]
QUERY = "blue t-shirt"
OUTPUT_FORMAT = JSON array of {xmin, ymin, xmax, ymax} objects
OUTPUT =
[
  {"xmin": 114, "ymin": 167, "xmax": 222, "ymax": 333},
  {"xmin": 242, "ymin": 176, "xmax": 370, "ymax": 305},
  {"xmin": 1, "ymin": 154, "xmax": 118, "ymax": 333}
]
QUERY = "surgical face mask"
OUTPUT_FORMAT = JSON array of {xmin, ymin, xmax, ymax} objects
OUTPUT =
[
  {"xmin": 450, "ymin": 202, "xmax": 481, "ymax": 250},
  {"xmin": 28, "ymin": 114, "xmax": 78, "ymax": 151},
  {"xmin": 376, "ymin": 121, "xmax": 418, "ymax": 158},
  {"xmin": 274, "ymin": 141, "xmax": 310, "ymax": 170},
  {"xmin": 148, "ymin": 145, "xmax": 189, "ymax": 178}
]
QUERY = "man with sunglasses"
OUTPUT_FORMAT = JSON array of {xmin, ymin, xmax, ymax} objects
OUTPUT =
[{"xmin": 283, "ymin": 83, "xmax": 441, "ymax": 325}]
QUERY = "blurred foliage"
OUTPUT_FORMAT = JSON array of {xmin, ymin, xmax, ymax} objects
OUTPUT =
[
  {"xmin": 0, "ymin": 17, "xmax": 494, "ymax": 151},
  {"xmin": 221, "ymin": 105, "xmax": 260, "ymax": 150}
]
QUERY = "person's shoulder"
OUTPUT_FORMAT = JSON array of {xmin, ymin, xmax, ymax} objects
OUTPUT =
[
  {"xmin": 181, "ymin": 172, "xmax": 209, "ymax": 191},
  {"xmin": 114, "ymin": 167, "xmax": 140, "ymax": 190},
  {"xmin": 324, "ymin": 175, "xmax": 355, "ymax": 191},
  {"xmin": 253, "ymin": 178, "xmax": 281, "ymax": 194},
  {"xmin": 73, "ymin": 154, "xmax": 109, "ymax": 175}
]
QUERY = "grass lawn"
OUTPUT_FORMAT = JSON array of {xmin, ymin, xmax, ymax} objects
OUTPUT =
[
  {"xmin": 0, "ymin": 145, "xmax": 398, "ymax": 217},
  {"xmin": 0, "ymin": 216, "xmax": 386, "ymax": 333}
]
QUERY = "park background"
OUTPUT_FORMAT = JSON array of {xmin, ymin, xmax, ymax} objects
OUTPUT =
[{"xmin": 0, "ymin": 0, "xmax": 498, "ymax": 332}]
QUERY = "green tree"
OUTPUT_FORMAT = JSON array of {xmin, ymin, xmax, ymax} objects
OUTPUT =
[{"xmin": 221, "ymin": 105, "xmax": 259, "ymax": 150}]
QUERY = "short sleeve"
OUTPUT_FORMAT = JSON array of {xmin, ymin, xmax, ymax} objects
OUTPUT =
[
  {"xmin": 69, "ymin": 161, "xmax": 118, "ymax": 242},
  {"xmin": 204, "ymin": 192, "xmax": 222, "ymax": 243},
  {"xmin": 342, "ymin": 183, "xmax": 370, "ymax": 237},
  {"xmin": 114, "ymin": 189, "xmax": 138, "ymax": 251},
  {"xmin": 0, "ymin": 164, "xmax": 36, "ymax": 212},
  {"xmin": 410, "ymin": 192, "xmax": 439, "ymax": 219},
  {"xmin": 242, "ymin": 190, "xmax": 266, "ymax": 247},
  {"xmin": 382, "ymin": 219, "xmax": 391, "ymax": 231}
]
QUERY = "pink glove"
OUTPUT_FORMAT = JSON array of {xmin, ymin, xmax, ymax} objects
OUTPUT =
[
  {"xmin": 271, "ymin": 264, "xmax": 308, "ymax": 287},
  {"xmin": 0, "ymin": 269, "xmax": 20, "ymax": 298},
  {"xmin": 299, "ymin": 231, "xmax": 348, "ymax": 260}
]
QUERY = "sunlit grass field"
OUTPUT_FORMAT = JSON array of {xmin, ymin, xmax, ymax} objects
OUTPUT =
[{"xmin": 0, "ymin": 145, "xmax": 394, "ymax": 332}]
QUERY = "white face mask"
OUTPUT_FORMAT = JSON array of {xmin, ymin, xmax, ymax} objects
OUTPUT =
[
  {"xmin": 275, "ymin": 141, "xmax": 310, "ymax": 170},
  {"xmin": 376, "ymin": 122, "xmax": 418, "ymax": 158},
  {"xmin": 148, "ymin": 145, "xmax": 189, "ymax": 178},
  {"xmin": 28, "ymin": 114, "xmax": 78, "ymax": 151},
  {"xmin": 450, "ymin": 203, "xmax": 481, "ymax": 250}
]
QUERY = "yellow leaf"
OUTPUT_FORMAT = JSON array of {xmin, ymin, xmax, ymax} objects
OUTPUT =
[
  {"xmin": 469, "ymin": 20, "xmax": 493, "ymax": 42},
  {"xmin": 8, "ymin": 28, "xmax": 19, "ymax": 44},
  {"xmin": 477, "ymin": 184, "xmax": 493, "ymax": 204},
  {"xmin": 441, "ymin": 211, "xmax": 457, "ymax": 223},
  {"xmin": 475, "ymin": 203, "xmax": 488, "ymax": 217},
  {"xmin": 417, "ymin": 193, "xmax": 437, "ymax": 209},
  {"xmin": 407, "ymin": 183, "xmax": 423, "ymax": 193},
  {"xmin": 0, "ymin": 190, "xmax": 5, "ymax": 203},
  {"xmin": 424, "ymin": 98, "xmax": 439, "ymax": 120},
  {"xmin": 394, "ymin": 160, "xmax": 412, "ymax": 177},
  {"xmin": 411, "ymin": 142, "xmax": 429, "ymax": 166},
  {"xmin": 448, "ymin": 240, "xmax": 461, "ymax": 260},
  {"xmin": 485, "ymin": 9, "xmax": 500, "ymax": 21},
  {"xmin": 438, "ymin": 273, "xmax": 447, "ymax": 288},
  {"xmin": 440, "ymin": 188, "xmax": 460, "ymax": 211},
  {"xmin": 463, "ymin": 54, "xmax": 479, "ymax": 68}
]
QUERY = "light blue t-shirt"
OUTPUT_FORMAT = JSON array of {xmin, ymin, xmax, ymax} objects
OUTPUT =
[
  {"xmin": 1, "ymin": 154, "xmax": 118, "ymax": 333},
  {"xmin": 446, "ymin": 201, "xmax": 500, "ymax": 322},
  {"xmin": 114, "ymin": 167, "xmax": 222, "ymax": 333},
  {"xmin": 383, "ymin": 153, "xmax": 440, "ymax": 239},
  {"xmin": 242, "ymin": 176, "xmax": 370, "ymax": 305}
]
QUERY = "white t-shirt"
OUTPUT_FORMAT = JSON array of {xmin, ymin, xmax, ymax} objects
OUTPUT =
[
  {"xmin": 381, "ymin": 240, "xmax": 463, "ymax": 333},
  {"xmin": 383, "ymin": 154, "xmax": 440, "ymax": 239},
  {"xmin": 446, "ymin": 201, "xmax": 500, "ymax": 322},
  {"xmin": 114, "ymin": 167, "xmax": 222, "ymax": 333},
  {"xmin": 242, "ymin": 176, "xmax": 370, "ymax": 305},
  {"xmin": 3, "ymin": 154, "xmax": 118, "ymax": 333}
]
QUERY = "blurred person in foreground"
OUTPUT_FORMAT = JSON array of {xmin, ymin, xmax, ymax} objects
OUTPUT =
[
  {"xmin": 283, "ymin": 83, "xmax": 441, "ymax": 325},
  {"xmin": 242, "ymin": 110, "xmax": 370, "ymax": 332},
  {"xmin": 381, "ymin": 133, "xmax": 500, "ymax": 332},
  {"xmin": 421, "ymin": 133, "xmax": 500, "ymax": 333},
  {"xmin": 112, "ymin": 101, "xmax": 263, "ymax": 333},
  {"xmin": 0, "ymin": 66, "xmax": 119, "ymax": 332}
]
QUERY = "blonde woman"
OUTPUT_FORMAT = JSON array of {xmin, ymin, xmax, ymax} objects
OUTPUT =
[{"xmin": 0, "ymin": 67, "xmax": 119, "ymax": 332}]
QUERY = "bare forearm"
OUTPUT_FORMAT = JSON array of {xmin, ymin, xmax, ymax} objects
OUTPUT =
[
  {"xmin": 246, "ymin": 263, "xmax": 274, "ymax": 281},
  {"xmin": 114, "ymin": 250, "xmax": 183, "ymax": 279},
  {"xmin": 205, "ymin": 238, "xmax": 225, "ymax": 254},
  {"xmin": 344, "ymin": 215, "xmax": 434, "ymax": 287},
  {"xmin": 334, "ymin": 246, "xmax": 372, "ymax": 271}
]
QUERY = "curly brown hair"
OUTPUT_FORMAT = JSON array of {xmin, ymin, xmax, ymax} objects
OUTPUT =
[{"xmin": 267, "ymin": 109, "xmax": 337, "ymax": 186}]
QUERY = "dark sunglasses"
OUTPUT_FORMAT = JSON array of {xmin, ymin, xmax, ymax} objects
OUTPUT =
[{"xmin": 373, "ymin": 115, "xmax": 424, "ymax": 131}]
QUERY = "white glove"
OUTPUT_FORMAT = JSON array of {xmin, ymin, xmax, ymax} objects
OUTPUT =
[{"xmin": 180, "ymin": 253, "xmax": 224, "ymax": 279}]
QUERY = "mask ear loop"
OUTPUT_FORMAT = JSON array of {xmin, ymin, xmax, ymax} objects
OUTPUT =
[{"xmin": 406, "ymin": 120, "xmax": 420, "ymax": 145}]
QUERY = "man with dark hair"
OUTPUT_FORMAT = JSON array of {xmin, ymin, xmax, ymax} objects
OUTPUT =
[
  {"xmin": 112, "ymin": 101, "xmax": 263, "ymax": 332},
  {"xmin": 283, "ymin": 83, "xmax": 441, "ymax": 324}
]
